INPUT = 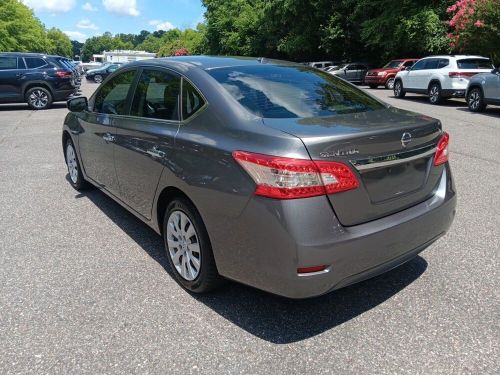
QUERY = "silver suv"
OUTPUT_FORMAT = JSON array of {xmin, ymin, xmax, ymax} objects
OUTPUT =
[{"xmin": 466, "ymin": 68, "xmax": 500, "ymax": 112}]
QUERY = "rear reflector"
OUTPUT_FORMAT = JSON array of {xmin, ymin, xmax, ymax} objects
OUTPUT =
[
  {"xmin": 297, "ymin": 265, "xmax": 327, "ymax": 274},
  {"xmin": 448, "ymin": 72, "xmax": 477, "ymax": 78},
  {"xmin": 233, "ymin": 151, "xmax": 359, "ymax": 199},
  {"xmin": 434, "ymin": 132, "xmax": 449, "ymax": 166}
]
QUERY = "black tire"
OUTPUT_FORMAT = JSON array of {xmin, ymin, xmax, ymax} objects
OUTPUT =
[
  {"xmin": 64, "ymin": 138, "xmax": 89, "ymax": 191},
  {"xmin": 393, "ymin": 80, "xmax": 406, "ymax": 98},
  {"xmin": 467, "ymin": 87, "xmax": 487, "ymax": 112},
  {"xmin": 163, "ymin": 198, "xmax": 224, "ymax": 294},
  {"xmin": 428, "ymin": 82, "xmax": 442, "ymax": 104},
  {"xmin": 369, "ymin": 84, "xmax": 378, "ymax": 89},
  {"xmin": 25, "ymin": 87, "xmax": 52, "ymax": 110},
  {"xmin": 94, "ymin": 75, "xmax": 103, "ymax": 84},
  {"xmin": 385, "ymin": 77, "xmax": 395, "ymax": 89}
]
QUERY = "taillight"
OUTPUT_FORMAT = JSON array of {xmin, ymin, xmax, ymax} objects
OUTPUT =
[
  {"xmin": 232, "ymin": 151, "xmax": 359, "ymax": 199},
  {"xmin": 55, "ymin": 71, "xmax": 73, "ymax": 78},
  {"xmin": 434, "ymin": 132, "xmax": 449, "ymax": 166},
  {"xmin": 448, "ymin": 72, "xmax": 477, "ymax": 78}
]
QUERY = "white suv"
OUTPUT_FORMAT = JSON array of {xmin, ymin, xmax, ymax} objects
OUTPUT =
[{"xmin": 393, "ymin": 55, "xmax": 494, "ymax": 104}]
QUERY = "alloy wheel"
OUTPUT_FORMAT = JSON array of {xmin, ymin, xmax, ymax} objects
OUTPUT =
[
  {"xmin": 29, "ymin": 90, "xmax": 49, "ymax": 109},
  {"xmin": 66, "ymin": 143, "xmax": 79, "ymax": 184},
  {"xmin": 386, "ymin": 78, "xmax": 395, "ymax": 89},
  {"xmin": 166, "ymin": 210, "xmax": 201, "ymax": 281},
  {"xmin": 468, "ymin": 90, "xmax": 480, "ymax": 110},
  {"xmin": 429, "ymin": 85, "xmax": 440, "ymax": 103},
  {"xmin": 94, "ymin": 75, "xmax": 103, "ymax": 84},
  {"xmin": 394, "ymin": 82, "xmax": 402, "ymax": 97}
]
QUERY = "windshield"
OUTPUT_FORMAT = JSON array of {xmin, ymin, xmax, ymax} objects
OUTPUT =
[
  {"xmin": 383, "ymin": 60, "xmax": 403, "ymax": 69},
  {"xmin": 208, "ymin": 65, "xmax": 385, "ymax": 118},
  {"xmin": 457, "ymin": 58, "xmax": 493, "ymax": 69}
]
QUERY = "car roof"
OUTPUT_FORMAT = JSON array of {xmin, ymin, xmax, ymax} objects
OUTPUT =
[
  {"xmin": 420, "ymin": 55, "xmax": 489, "ymax": 59},
  {"xmin": 137, "ymin": 56, "xmax": 300, "ymax": 71},
  {"xmin": 0, "ymin": 52, "xmax": 49, "ymax": 58}
]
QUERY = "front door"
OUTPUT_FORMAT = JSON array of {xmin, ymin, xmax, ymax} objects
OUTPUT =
[
  {"xmin": 407, "ymin": 59, "xmax": 428, "ymax": 90},
  {"xmin": 114, "ymin": 68, "xmax": 181, "ymax": 219},
  {"xmin": 78, "ymin": 69, "xmax": 137, "ymax": 195},
  {"xmin": 0, "ymin": 56, "xmax": 23, "ymax": 101}
]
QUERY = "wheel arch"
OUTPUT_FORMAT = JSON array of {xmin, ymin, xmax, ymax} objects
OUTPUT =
[
  {"xmin": 428, "ymin": 79, "xmax": 442, "ymax": 90},
  {"xmin": 22, "ymin": 81, "xmax": 54, "ymax": 97},
  {"xmin": 156, "ymin": 186, "xmax": 197, "ymax": 235}
]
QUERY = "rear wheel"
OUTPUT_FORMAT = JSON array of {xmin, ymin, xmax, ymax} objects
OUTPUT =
[
  {"xmin": 428, "ymin": 83, "xmax": 442, "ymax": 104},
  {"xmin": 163, "ymin": 198, "xmax": 223, "ymax": 293},
  {"xmin": 26, "ymin": 87, "xmax": 52, "ymax": 110},
  {"xmin": 467, "ymin": 87, "xmax": 486, "ymax": 112},
  {"xmin": 94, "ymin": 74, "xmax": 103, "ymax": 84},
  {"xmin": 393, "ymin": 80, "xmax": 405, "ymax": 98},
  {"xmin": 368, "ymin": 84, "xmax": 378, "ymax": 89},
  {"xmin": 385, "ymin": 77, "xmax": 395, "ymax": 89}
]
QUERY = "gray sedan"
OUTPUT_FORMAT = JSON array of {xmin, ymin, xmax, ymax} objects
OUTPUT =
[
  {"xmin": 466, "ymin": 68, "xmax": 500, "ymax": 112},
  {"xmin": 327, "ymin": 63, "xmax": 369, "ymax": 84},
  {"xmin": 63, "ymin": 56, "xmax": 456, "ymax": 298}
]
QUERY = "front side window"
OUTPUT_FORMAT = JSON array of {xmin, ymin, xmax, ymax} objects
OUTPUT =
[
  {"xmin": 182, "ymin": 80, "xmax": 206, "ymax": 120},
  {"xmin": 208, "ymin": 65, "xmax": 385, "ymax": 119},
  {"xmin": 130, "ymin": 69, "xmax": 180, "ymax": 121},
  {"xmin": 424, "ymin": 59, "xmax": 439, "ymax": 70},
  {"xmin": 0, "ymin": 57, "xmax": 18, "ymax": 70},
  {"xmin": 411, "ymin": 59, "xmax": 427, "ymax": 71},
  {"xmin": 94, "ymin": 70, "xmax": 136, "ymax": 115},
  {"xmin": 25, "ymin": 58, "xmax": 48, "ymax": 69}
]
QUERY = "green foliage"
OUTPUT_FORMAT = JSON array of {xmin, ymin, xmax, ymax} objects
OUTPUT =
[{"xmin": 47, "ymin": 28, "xmax": 73, "ymax": 57}]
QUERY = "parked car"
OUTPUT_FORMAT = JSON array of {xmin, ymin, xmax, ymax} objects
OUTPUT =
[
  {"xmin": 394, "ymin": 55, "xmax": 494, "ymax": 104},
  {"xmin": 309, "ymin": 61, "xmax": 338, "ymax": 70},
  {"xmin": 466, "ymin": 67, "xmax": 500, "ymax": 112},
  {"xmin": 365, "ymin": 59, "xmax": 418, "ymax": 89},
  {"xmin": 0, "ymin": 52, "xmax": 78, "ymax": 109},
  {"xmin": 327, "ymin": 62, "xmax": 369, "ymax": 84},
  {"xmin": 85, "ymin": 63, "xmax": 122, "ymax": 83},
  {"xmin": 81, "ymin": 61, "xmax": 103, "ymax": 72},
  {"xmin": 63, "ymin": 56, "xmax": 456, "ymax": 299}
]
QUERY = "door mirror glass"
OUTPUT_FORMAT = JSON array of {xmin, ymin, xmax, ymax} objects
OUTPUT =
[{"xmin": 67, "ymin": 96, "xmax": 88, "ymax": 112}]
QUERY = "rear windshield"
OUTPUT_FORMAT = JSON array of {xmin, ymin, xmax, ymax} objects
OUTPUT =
[
  {"xmin": 383, "ymin": 60, "xmax": 403, "ymax": 68},
  {"xmin": 208, "ymin": 65, "xmax": 385, "ymax": 118},
  {"xmin": 457, "ymin": 58, "xmax": 493, "ymax": 69}
]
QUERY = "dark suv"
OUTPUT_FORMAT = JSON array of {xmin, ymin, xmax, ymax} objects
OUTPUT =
[{"xmin": 0, "ymin": 52, "xmax": 78, "ymax": 110}]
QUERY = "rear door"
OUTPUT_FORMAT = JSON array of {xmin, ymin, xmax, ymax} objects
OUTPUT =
[
  {"xmin": 113, "ymin": 68, "xmax": 181, "ymax": 218},
  {"xmin": 0, "ymin": 56, "xmax": 23, "ymax": 101},
  {"xmin": 78, "ymin": 69, "xmax": 137, "ymax": 195}
]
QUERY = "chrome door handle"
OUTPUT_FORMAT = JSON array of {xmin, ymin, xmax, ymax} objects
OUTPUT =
[
  {"xmin": 102, "ymin": 133, "xmax": 115, "ymax": 142},
  {"xmin": 146, "ymin": 146, "xmax": 165, "ymax": 158}
]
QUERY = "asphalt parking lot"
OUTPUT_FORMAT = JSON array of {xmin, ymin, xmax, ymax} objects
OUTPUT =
[{"xmin": 0, "ymin": 81, "xmax": 499, "ymax": 374}]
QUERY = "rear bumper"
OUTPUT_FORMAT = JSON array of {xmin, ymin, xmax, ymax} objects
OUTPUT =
[
  {"xmin": 442, "ymin": 89, "xmax": 466, "ymax": 98},
  {"xmin": 53, "ymin": 88, "xmax": 78, "ymax": 102},
  {"xmin": 212, "ymin": 165, "xmax": 456, "ymax": 299}
]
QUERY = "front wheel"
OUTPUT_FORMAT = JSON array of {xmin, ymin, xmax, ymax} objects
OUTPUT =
[
  {"xmin": 393, "ymin": 80, "xmax": 406, "ymax": 98},
  {"xmin": 65, "ymin": 138, "xmax": 89, "ymax": 190},
  {"xmin": 428, "ymin": 83, "xmax": 442, "ymax": 104},
  {"xmin": 26, "ymin": 87, "xmax": 52, "ymax": 110},
  {"xmin": 467, "ymin": 88, "xmax": 486, "ymax": 112},
  {"xmin": 385, "ymin": 77, "xmax": 395, "ymax": 89},
  {"xmin": 94, "ymin": 75, "xmax": 103, "ymax": 84},
  {"xmin": 163, "ymin": 198, "xmax": 224, "ymax": 293}
]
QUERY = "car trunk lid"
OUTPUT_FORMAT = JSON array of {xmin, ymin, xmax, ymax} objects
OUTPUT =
[{"xmin": 263, "ymin": 107, "xmax": 444, "ymax": 226}]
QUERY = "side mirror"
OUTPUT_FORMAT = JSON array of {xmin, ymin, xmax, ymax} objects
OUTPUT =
[{"xmin": 67, "ymin": 96, "xmax": 88, "ymax": 112}]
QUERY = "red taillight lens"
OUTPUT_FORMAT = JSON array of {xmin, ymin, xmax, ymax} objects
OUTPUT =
[
  {"xmin": 55, "ymin": 71, "xmax": 73, "ymax": 78},
  {"xmin": 297, "ymin": 265, "xmax": 327, "ymax": 274},
  {"xmin": 448, "ymin": 72, "xmax": 477, "ymax": 78},
  {"xmin": 434, "ymin": 132, "xmax": 449, "ymax": 166},
  {"xmin": 232, "ymin": 151, "xmax": 359, "ymax": 199}
]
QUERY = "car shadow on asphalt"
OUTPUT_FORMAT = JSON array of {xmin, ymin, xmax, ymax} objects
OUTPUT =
[
  {"xmin": 78, "ymin": 182, "xmax": 428, "ymax": 344},
  {"xmin": 0, "ymin": 103, "xmax": 67, "ymax": 111},
  {"xmin": 455, "ymin": 107, "xmax": 500, "ymax": 118},
  {"xmin": 389, "ymin": 95, "xmax": 467, "ymax": 108}
]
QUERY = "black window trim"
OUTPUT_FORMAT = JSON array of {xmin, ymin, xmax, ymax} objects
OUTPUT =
[{"xmin": 179, "ymin": 75, "xmax": 208, "ymax": 124}]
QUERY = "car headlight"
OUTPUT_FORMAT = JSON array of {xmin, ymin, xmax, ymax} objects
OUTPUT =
[{"xmin": 377, "ymin": 71, "xmax": 387, "ymax": 76}]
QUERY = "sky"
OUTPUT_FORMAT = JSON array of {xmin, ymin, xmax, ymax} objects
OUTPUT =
[{"xmin": 21, "ymin": 0, "xmax": 206, "ymax": 43}]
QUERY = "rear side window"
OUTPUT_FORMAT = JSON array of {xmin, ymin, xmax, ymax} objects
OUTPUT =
[
  {"xmin": 437, "ymin": 59, "xmax": 449, "ymax": 68},
  {"xmin": 457, "ymin": 58, "xmax": 493, "ymax": 69},
  {"xmin": 130, "ymin": 69, "xmax": 180, "ymax": 121},
  {"xmin": 208, "ymin": 65, "xmax": 385, "ymax": 118},
  {"xmin": 94, "ymin": 70, "xmax": 136, "ymax": 115},
  {"xmin": 182, "ymin": 80, "xmax": 206, "ymax": 120},
  {"xmin": 25, "ymin": 58, "xmax": 48, "ymax": 69},
  {"xmin": 0, "ymin": 57, "xmax": 18, "ymax": 70}
]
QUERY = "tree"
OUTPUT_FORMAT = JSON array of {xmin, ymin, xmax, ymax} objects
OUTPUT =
[
  {"xmin": 71, "ymin": 40, "xmax": 84, "ymax": 60},
  {"xmin": 447, "ymin": 0, "xmax": 500, "ymax": 62},
  {"xmin": 47, "ymin": 28, "xmax": 72, "ymax": 57},
  {"xmin": 0, "ymin": 0, "xmax": 51, "ymax": 53}
]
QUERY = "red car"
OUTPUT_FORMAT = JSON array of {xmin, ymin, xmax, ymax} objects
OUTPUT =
[{"xmin": 365, "ymin": 59, "xmax": 418, "ymax": 89}]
